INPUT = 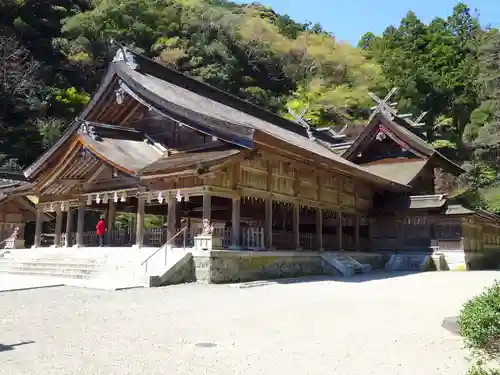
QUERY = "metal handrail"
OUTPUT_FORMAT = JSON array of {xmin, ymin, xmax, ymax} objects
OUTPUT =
[{"xmin": 140, "ymin": 226, "xmax": 188, "ymax": 267}]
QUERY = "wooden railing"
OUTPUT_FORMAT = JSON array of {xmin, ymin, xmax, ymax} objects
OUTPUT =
[
  {"xmin": 45, "ymin": 226, "xmax": 367, "ymax": 251},
  {"xmin": 242, "ymin": 227, "xmax": 265, "ymax": 249}
]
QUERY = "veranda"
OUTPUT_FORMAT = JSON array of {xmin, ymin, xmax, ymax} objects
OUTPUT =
[{"xmin": 34, "ymin": 186, "xmax": 370, "ymax": 251}]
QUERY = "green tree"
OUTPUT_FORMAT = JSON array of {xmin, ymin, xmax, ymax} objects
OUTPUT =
[{"xmin": 360, "ymin": 4, "xmax": 481, "ymax": 152}]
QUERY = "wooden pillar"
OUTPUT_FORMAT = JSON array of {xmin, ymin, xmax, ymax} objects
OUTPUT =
[
  {"xmin": 202, "ymin": 192, "xmax": 211, "ymax": 222},
  {"xmin": 135, "ymin": 197, "xmax": 145, "ymax": 247},
  {"xmin": 107, "ymin": 200, "xmax": 116, "ymax": 227},
  {"xmin": 65, "ymin": 208, "xmax": 73, "ymax": 247},
  {"xmin": 167, "ymin": 195, "xmax": 177, "ymax": 241},
  {"xmin": 316, "ymin": 207, "xmax": 323, "ymax": 251},
  {"xmin": 355, "ymin": 214, "xmax": 360, "ymax": 251},
  {"xmin": 265, "ymin": 198, "xmax": 273, "ymax": 250},
  {"xmin": 106, "ymin": 200, "xmax": 116, "ymax": 245},
  {"xmin": 293, "ymin": 202, "xmax": 300, "ymax": 249},
  {"xmin": 337, "ymin": 211, "xmax": 343, "ymax": 251},
  {"xmin": 33, "ymin": 204, "xmax": 43, "ymax": 248},
  {"xmin": 75, "ymin": 201, "xmax": 85, "ymax": 247},
  {"xmin": 231, "ymin": 197, "xmax": 241, "ymax": 249},
  {"xmin": 54, "ymin": 203, "xmax": 63, "ymax": 247}
]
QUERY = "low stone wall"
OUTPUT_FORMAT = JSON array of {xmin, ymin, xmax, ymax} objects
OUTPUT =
[
  {"xmin": 194, "ymin": 250, "xmax": 334, "ymax": 283},
  {"xmin": 192, "ymin": 250, "xmax": 385, "ymax": 284}
]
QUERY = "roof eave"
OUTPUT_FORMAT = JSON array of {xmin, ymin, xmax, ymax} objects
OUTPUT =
[{"xmin": 24, "ymin": 64, "xmax": 120, "ymax": 180}]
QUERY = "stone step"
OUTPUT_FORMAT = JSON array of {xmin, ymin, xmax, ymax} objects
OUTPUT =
[
  {"xmin": 0, "ymin": 269, "xmax": 97, "ymax": 279},
  {"xmin": 0, "ymin": 259, "xmax": 106, "ymax": 266},
  {"xmin": 0, "ymin": 264, "xmax": 107, "ymax": 273}
]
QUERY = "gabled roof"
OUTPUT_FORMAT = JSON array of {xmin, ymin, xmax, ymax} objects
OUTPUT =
[
  {"xmin": 342, "ymin": 112, "xmax": 463, "ymax": 175},
  {"xmin": 24, "ymin": 46, "xmax": 411, "ymax": 191},
  {"xmin": 140, "ymin": 147, "xmax": 241, "ymax": 176},
  {"xmin": 80, "ymin": 123, "xmax": 165, "ymax": 174},
  {"xmin": 0, "ymin": 171, "xmax": 32, "ymax": 195},
  {"xmin": 361, "ymin": 158, "xmax": 429, "ymax": 186}
]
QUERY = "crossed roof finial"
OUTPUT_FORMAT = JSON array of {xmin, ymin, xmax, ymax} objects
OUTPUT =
[
  {"xmin": 368, "ymin": 88, "xmax": 428, "ymax": 129},
  {"xmin": 287, "ymin": 104, "xmax": 315, "ymax": 141},
  {"xmin": 287, "ymin": 104, "xmax": 348, "ymax": 142}
]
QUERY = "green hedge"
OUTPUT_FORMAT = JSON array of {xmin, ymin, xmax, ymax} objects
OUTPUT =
[
  {"xmin": 459, "ymin": 281, "xmax": 500, "ymax": 358},
  {"xmin": 467, "ymin": 363, "xmax": 500, "ymax": 375}
]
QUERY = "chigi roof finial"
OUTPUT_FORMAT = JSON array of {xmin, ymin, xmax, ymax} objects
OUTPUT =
[
  {"xmin": 111, "ymin": 40, "xmax": 138, "ymax": 70},
  {"xmin": 287, "ymin": 104, "xmax": 315, "ymax": 141}
]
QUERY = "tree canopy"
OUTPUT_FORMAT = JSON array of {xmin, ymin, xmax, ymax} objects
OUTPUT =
[{"xmin": 1, "ymin": 1, "xmax": 500, "ymax": 211}]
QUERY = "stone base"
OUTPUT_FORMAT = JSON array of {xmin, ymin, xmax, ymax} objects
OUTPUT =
[{"xmin": 192, "ymin": 250, "xmax": 385, "ymax": 284}]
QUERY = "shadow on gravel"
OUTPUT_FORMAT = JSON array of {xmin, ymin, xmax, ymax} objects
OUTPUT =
[
  {"xmin": 442, "ymin": 317, "xmax": 461, "ymax": 335},
  {"xmin": 271, "ymin": 271, "xmax": 421, "ymax": 286},
  {"xmin": 0, "ymin": 341, "xmax": 35, "ymax": 353}
]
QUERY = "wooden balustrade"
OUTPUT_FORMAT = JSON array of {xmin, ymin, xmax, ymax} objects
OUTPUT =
[{"xmin": 242, "ymin": 227, "xmax": 265, "ymax": 249}]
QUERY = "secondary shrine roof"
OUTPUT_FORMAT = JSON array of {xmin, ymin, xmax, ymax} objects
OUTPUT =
[
  {"xmin": 343, "ymin": 111, "xmax": 463, "ymax": 176},
  {"xmin": 361, "ymin": 158, "xmax": 429, "ymax": 186}
]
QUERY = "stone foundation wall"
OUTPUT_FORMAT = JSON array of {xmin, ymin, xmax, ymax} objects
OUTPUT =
[
  {"xmin": 195, "ymin": 251, "xmax": 336, "ymax": 283},
  {"xmin": 193, "ymin": 251, "xmax": 385, "ymax": 284}
]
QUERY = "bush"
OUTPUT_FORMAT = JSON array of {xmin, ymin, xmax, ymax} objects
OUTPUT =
[
  {"xmin": 459, "ymin": 281, "xmax": 500, "ymax": 359},
  {"xmin": 467, "ymin": 363, "xmax": 500, "ymax": 375}
]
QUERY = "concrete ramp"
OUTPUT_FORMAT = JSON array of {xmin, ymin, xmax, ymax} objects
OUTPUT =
[
  {"xmin": 386, "ymin": 253, "xmax": 431, "ymax": 271},
  {"xmin": 148, "ymin": 252, "xmax": 194, "ymax": 287},
  {"xmin": 321, "ymin": 253, "xmax": 372, "ymax": 276},
  {"xmin": 439, "ymin": 252, "xmax": 467, "ymax": 271}
]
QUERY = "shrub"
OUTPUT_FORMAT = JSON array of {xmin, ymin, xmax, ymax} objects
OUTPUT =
[
  {"xmin": 459, "ymin": 281, "xmax": 500, "ymax": 359},
  {"xmin": 467, "ymin": 363, "xmax": 500, "ymax": 375}
]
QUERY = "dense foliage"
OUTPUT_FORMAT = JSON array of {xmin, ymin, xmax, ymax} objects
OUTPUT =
[
  {"xmin": 459, "ymin": 281, "xmax": 500, "ymax": 374},
  {"xmin": 1, "ymin": 0, "xmax": 500, "ymax": 210},
  {"xmin": 459, "ymin": 281, "xmax": 500, "ymax": 358}
]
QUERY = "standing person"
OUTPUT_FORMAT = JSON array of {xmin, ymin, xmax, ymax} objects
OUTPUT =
[{"xmin": 96, "ymin": 216, "xmax": 107, "ymax": 247}]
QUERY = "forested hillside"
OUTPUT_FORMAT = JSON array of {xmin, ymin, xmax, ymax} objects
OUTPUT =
[{"xmin": 1, "ymin": 1, "xmax": 499, "ymax": 211}]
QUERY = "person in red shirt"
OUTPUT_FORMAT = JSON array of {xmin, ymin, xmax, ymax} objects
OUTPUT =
[{"xmin": 96, "ymin": 216, "xmax": 107, "ymax": 247}]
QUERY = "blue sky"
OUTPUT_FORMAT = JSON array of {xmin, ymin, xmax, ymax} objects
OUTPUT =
[{"xmin": 233, "ymin": 0, "xmax": 499, "ymax": 45}]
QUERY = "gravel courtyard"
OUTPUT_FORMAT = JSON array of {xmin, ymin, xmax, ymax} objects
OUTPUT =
[{"xmin": 1, "ymin": 271, "xmax": 499, "ymax": 375}]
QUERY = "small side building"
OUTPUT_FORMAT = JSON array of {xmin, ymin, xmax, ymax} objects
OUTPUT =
[
  {"xmin": 341, "ymin": 109, "xmax": 500, "ymax": 270},
  {"xmin": 0, "ymin": 171, "xmax": 51, "ymax": 248}
]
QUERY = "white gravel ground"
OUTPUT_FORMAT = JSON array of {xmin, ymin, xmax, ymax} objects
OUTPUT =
[{"xmin": 1, "ymin": 271, "xmax": 499, "ymax": 375}]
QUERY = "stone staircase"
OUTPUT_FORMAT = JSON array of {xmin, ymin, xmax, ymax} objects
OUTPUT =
[
  {"xmin": 321, "ymin": 253, "xmax": 372, "ymax": 276},
  {"xmin": 438, "ymin": 251, "xmax": 467, "ymax": 271},
  {"xmin": 0, "ymin": 256, "xmax": 107, "ymax": 279},
  {"xmin": 385, "ymin": 253, "xmax": 430, "ymax": 271},
  {"xmin": 0, "ymin": 246, "xmax": 194, "ymax": 290}
]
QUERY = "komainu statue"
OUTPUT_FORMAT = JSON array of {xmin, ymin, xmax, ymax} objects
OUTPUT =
[{"xmin": 201, "ymin": 219, "xmax": 214, "ymax": 235}]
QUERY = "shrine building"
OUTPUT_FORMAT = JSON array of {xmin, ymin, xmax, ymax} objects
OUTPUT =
[{"xmin": 4, "ymin": 45, "xmax": 500, "ymax": 275}]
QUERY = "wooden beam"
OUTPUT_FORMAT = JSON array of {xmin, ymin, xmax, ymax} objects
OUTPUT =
[
  {"xmin": 59, "ymin": 179, "xmax": 85, "ymax": 186},
  {"xmin": 37, "ymin": 138, "xmax": 80, "ymax": 191},
  {"xmin": 87, "ymin": 164, "xmax": 107, "ymax": 183},
  {"xmin": 121, "ymin": 101, "xmax": 143, "ymax": 125},
  {"xmin": 38, "ymin": 194, "xmax": 77, "ymax": 203}
]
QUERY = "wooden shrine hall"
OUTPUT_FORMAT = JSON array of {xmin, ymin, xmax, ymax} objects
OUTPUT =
[{"xmin": 10, "ymin": 46, "xmax": 500, "ymax": 268}]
